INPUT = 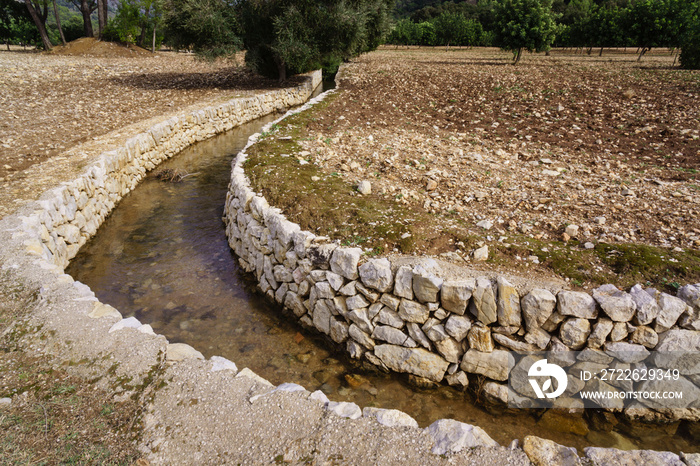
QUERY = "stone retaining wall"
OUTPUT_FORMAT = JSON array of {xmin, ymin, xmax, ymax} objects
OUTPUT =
[
  {"xmin": 17, "ymin": 71, "xmax": 321, "ymax": 270},
  {"xmin": 1, "ymin": 67, "xmax": 696, "ymax": 464},
  {"xmin": 225, "ymin": 83, "xmax": 700, "ymax": 423}
]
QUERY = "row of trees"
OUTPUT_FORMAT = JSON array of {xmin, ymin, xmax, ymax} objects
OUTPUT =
[
  {"xmin": 387, "ymin": 0, "xmax": 700, "ymax": 68},
  {"xmin": 1, "ymin": 0, "xmax": 167, "ymax": 52},
  {"xmin": 2, "ymin": 0, "xmax": 394, "ymax": 79},
  {"xmin": 162, "ymin": 0, "xmax": 394, "ymax": 80}
]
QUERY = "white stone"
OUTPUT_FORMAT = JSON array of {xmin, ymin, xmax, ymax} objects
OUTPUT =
[
  {"xmin": 327, "ymin": 401, "xmax": 362, "ymax": 419},
  {"xmin": 630, "ymin": 284, "xmax": 660, "ymax": 325},
  {"xmin": 412, "ymin": 265, "xmax": 443, "ymax": 303},
  {"xmin": 210, "ymin": 356, "xmax": 238, "ymax": 373},
  {"xmin": 393, "ymin": 265, "xmax": 413, "ymax": 299},
  {"xmin": 398, "ymin": 299, "xmax": 429, "ymax": 323},
  {"xmin": 357, "ymin": 180, "xmax": 371, "ymax": 195},
  {"xmin": 374, "ymin": 344, "xmax": 449, "ymax": 382},
  {"xmin": 359, "ymin": 258, "xmax": 393, "ymax": 293},
  {"xmin": 473, "ymin": 245, "xmax": 489, "ymax": 261},
  {"xmin": 424, "ymin": 419, "xmax": 498, "ymax": 455},
  {"xmin": 440, "ymin": 279, "xmax": 474, "ymax": 315},
  {"xmin": 593, "ymin": 284, "xmax": 636, "ymax": 322},
  {"xmin": 88, "ymin": 302, "xmax": 122, "ymax": 320},
  {"xmin": 521, "ymin": 288, "xmax": 556, "ymax": 330},
  {"xmin": 584, "ymin": 448, "xmax": 683, "ymax": 466},
  {"xmin": 166, "ymin": 343, "xmax": 205, "ymax": 362},
  {"xmin": 655, "ymin": 293, "xmax": 688, "ymax": 332},
  {"xmin": 329, "ymin": 247, "xmax": 362, "ymax": 280},
  {"xmin": 362, "ymin": 407, "xmax": 419, "ymax": 428},
  {"xmin": 108, "ymin": 317, "xmax": 141, "ymax": 333},
  {"xmin": 558, "ymin": 291, "xmax": 597, "ymax": 319},
  {"xmin": 444, "ymin": 314, "xmax": 472, "ymax": 341}
]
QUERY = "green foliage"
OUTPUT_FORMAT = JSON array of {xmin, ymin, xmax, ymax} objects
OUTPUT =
[
  {"xmin": 493, "ymin": 0, "xmax": 558, "ymax": 62},
  {"xmin": 0, "ymin": 0, "xmax": 39, "ymax": 46},
  {"xmin": 239, "ymin": 0, "xmax": 393, "ymax": 80},
  {"xmin": 163, "ymin": 0, "xmax": 241, "ymax": 57},
  {"xmin": 679, "ymin": 0, "xmax": 700, "ymax": 69},
  {"xmin": 104, "ymin": 0, "xmax": 163, "ymax": 49}
]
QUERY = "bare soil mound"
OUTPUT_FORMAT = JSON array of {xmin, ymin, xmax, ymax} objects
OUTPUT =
[{"xmin": 50, "ymin": 37, "xmax": 152, "ymax": 58}]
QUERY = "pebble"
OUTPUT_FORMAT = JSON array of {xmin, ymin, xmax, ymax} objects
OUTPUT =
[
  {"xmin": 584, "ymin": 242, "xmax": 595, "ymax": 249},
  {"xmin": 357, "ymin": 180, "xmax": 371, "ymax": 195},
  {"xmin": 473, "ymin": 245, "xmax": 489, "ymax": 261}
]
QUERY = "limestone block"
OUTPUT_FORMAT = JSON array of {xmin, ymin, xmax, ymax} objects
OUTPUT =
[
  {"xmin": 630, "ymin": 284, "xmax": 661, "ymax": 325},
  {"xmin": 460, "ymin": 349, "xmax": 512, "ymax": 381},
  {"xmin": 424, "ymin": 419, "xmax": 497, "ymax": 455},
  {"xmin": 393, "ymin": 265, "xmax": 413, "ymax": 299},
  {"xmin": 559, "ymin": 318, "xmax": 591, "ymax": 350},
  {"xmin": 329, "ymin": 247, "xmax": 362, "ymax": 279},
  {"xmin": 440, "ymin": 279, "xmax": 475, "ymax": 315},
  {"xmin": 521, "ymin": 288, "xmax": 556, "ymax": 331},
  {"xmin": 398, "ymin": 299, "xmax": 429, "ymax": 324},
  {"xmin": 558, "ymin": 291, "xmax": 598, "ymax": 319},
  {"xmin": 358, "ymin": 258, "xmax": 393, "ymax": 293},
  {"xmin": 444, "ymin": 314, "xmax": 472, "ymax": 341},
  {"xmin": 412, "ymin": 265, "xmax": 443, "ymax": 303},
  {"xmin": 374, "ymin": 344, "xmax": 449, "ymax": 382},
  {"xmin": 469, "ymin": 277, "xmax": 497, "ymax": 325},
  {"xmin": 593, "ymin": 284, "xmax": 636, "ymax": 322},
  {"xmin": 496, "ymin": 276, "xmax": 522, "ymax": 327}
]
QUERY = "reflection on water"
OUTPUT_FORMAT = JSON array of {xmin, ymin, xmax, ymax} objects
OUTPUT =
[{"xmin": 67, "ymin": 111, "xmax": 698, "ymax": 455}]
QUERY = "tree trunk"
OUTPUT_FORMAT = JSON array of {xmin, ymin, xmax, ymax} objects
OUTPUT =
[
  {"xmin": 138, "ymin": 6, "xmax": 150, "ymax": 48},
  {"xmin": 637, "ymin": 47, "xmax": 649, "ymax": 62},
  {"xmin": 24, "ymin": 0, "xmax": 52, "ymax": 50},
  {"xmin": 80, "ymin": 0, "xmax": 93, "ymax": 37},
  {"xmin": 274, "ymin": 55, "xmax": 286, "ymax": 82},
  {"xmin": 513, "ymin": 48, "xmax": 522, "ymax": 64},
  {"xmin": 52, "ymin": 0, "xmax": 67, "ymax": 45},
  {"xmin": 152, "ymin": 26, "xmax": 156, "ymax": 53},
  {"xmin": 96, "ymin": 0, "xmax": 106, "ymax": 38}
]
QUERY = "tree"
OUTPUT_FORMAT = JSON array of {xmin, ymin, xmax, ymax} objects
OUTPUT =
[
  {"xmin": 432, "ymin": 10, "xmax": 467, "ymax": 49},
  {"xmin": 162, "ymin": 0, "xmax": 241, "ymax": 57},
  {"xmin": 626, "ymin": 0, "xmax": 680, "ymax": 61},
  {"xmin": 679, "ymin": 0, "xmax": 700, "ymax": 69},
  {"xmin": 493, "ymin": 0, "xmax": 558, "ymax": 63},
  {"xmin": 23, "ymin": 0, "xmax": 52, "ymax": 49},
  {"xmin": 237, "ymin": 0, "xmax": 393, "ymax": 81},
  {"xmin": 1, "ymin": 0, "xmax": 35, "ymax": 49},
  {"xmin": 51, "ymin": 0, "xmax": 66, "ymax": 44},
  {"xmin": 68, "ymin": 0, "xmax": 95, "ymax": 37}
]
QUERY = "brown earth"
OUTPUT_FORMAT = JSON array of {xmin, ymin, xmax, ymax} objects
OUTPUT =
[
  {"xmin": 248, "ymin": 46, "xmax": 700, "ymax": 291},
  {"xmin": 50, "ymin": 37, "xmax": 153, "ymax": 57},
  {"xmin": 0, "ymin": 46, "xmax": 303, "ymax": 219}
]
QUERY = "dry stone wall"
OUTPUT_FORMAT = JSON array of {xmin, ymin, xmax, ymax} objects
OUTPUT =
[
  {"xmin": 0, "ymin": 68, "xmax": 696, "ymax": 464},
  {"xmin": 17, "ymin": 71, "xmax": 321, "ymax": 271},
  {"xmin": 225, "ymin": 87, "xmax": 700, "ymax": 424}
]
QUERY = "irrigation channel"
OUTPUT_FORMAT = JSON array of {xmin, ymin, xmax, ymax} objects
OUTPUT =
[{"xmin": 67, "ymin": 92, "xmax": 698, "ymax": 455}]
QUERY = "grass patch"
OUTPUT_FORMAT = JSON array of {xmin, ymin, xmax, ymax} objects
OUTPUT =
[
  {"xmin": 246, "ymin": 92, "xmax": 432, "ymax": 255},
  {"xmin": 243, "ymin": 90, "xmax": 700, "ymax": 292}
]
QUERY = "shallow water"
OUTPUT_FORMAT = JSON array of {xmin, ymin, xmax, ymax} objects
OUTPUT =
[{"xmin": 67, "ymin": 107, "xmax": 698, "ymax": 455}]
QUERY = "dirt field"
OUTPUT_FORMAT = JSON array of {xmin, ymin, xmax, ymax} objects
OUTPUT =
[
  {"xmin": 248, "ymin": 47, "xmax": 700, "ymax": 291},
  {"xmin": 0, "ymin": 40, "xmax": 293, "ymax": 181}
]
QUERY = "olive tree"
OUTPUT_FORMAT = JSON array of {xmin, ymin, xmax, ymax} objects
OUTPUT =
[{"xmin": 493, "ymin": 0, "xmax": 558, "ymax": 64}]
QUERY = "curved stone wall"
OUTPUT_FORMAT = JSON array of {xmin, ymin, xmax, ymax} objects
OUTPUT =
[
  {"xmin": 224, "ymin": 80, "xmax": 700, "ymax": 424},
  {"xmin": 0, "ymin": 67, "xmax": 696, "ymax": 464}
]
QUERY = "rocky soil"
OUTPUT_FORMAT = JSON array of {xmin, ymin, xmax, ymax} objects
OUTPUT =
[
  {"xmin": 0, "ymin": 46, "xmax": 302, "ymax": 219},
  {"xmin": 259, "ymin": 47, "xmax": 700, "ymax": 290}
]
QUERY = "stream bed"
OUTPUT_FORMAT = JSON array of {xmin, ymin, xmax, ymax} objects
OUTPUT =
[{"xmin": 67, "ymin": 108, "xmax": 698, "ymax": 455}]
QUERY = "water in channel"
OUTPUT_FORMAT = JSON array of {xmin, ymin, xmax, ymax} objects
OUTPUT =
[{"xmin": 67, "ymin": 104, "xmax": 697, "ymax": 455}]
